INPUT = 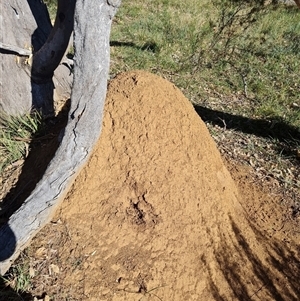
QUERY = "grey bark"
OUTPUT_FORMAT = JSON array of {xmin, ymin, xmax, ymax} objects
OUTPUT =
[
  {"xmin": 31, "ymin": 0, "xmax": 75, "ymax": 116},
  {"xmin": 0, "ymin": 0, "xmax": 121, "ymax": 275},
  {"xmin": 0, "ymin": 0, "xmax": 72, "ymax": 116}
]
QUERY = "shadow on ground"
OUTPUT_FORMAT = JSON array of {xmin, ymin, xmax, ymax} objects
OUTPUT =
[
  {"xmin": 194, "ymin": 105, "xmax": 300, "ymax": 159},
  {"xmin": 0, "ymin": 100, "xmax": 70, "ymax": 226},
  {"xmin": 0, "ymin": 277, "xmax": 33, "ymax": 301},
  {"xmin": 0, "ymin": 100, "xmax": 69, "ymax": 299},
  {"xmin": 110, "ymin": 40, "xmax": 160, "ymax": 53},
  {"xmin": 0, "ymin": 225, "xmax": 32, "ymax": 300},
  {"xmin": 203, "ymin": 216, "xmax": 300, "ymax": 301}
]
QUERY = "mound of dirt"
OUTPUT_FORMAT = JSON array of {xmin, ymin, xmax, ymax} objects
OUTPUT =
[{"xmin": 29, "ymin": 71, "xmax": 299, "ymax": 300}]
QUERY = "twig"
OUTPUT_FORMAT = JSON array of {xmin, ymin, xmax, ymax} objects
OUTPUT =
[
  {"xmin": 0, "ymin": 42, "xmax": 31, "ymax": 56},
  {"xmin": 241, "ymin": 73, "xmax": 248, "ymax": 98}
]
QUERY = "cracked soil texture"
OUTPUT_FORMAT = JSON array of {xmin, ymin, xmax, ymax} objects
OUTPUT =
[{"xmin": 30, "ymin": 71, "xmax": 300, "ymax": 301}]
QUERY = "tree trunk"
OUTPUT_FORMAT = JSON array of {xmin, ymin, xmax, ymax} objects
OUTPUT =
[
  {"xmin": 31, "ymin": 0, "xmax": 75, "ymax": 116},
  {"xmin": 0, "ymin": 0, "xmax": 121, "ymax": 275},
  {"xmin": 0, "ymin": 0, "xmax": 73, "ymax": 116}
]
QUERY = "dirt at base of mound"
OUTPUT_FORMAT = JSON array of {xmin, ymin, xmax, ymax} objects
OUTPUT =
[{"xmin": 25, "ymin": 71, "xmax": 299, "ymax": 301}]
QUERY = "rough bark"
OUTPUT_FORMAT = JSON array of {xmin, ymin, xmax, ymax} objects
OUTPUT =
[{"xmin": 0, "ymin": 0, "xmax": 121, "ymax": 275}]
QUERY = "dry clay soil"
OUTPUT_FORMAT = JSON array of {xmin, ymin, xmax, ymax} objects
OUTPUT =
[{"xmin": 28, "ymin": 71, "xmax": 299, "ymax": 301}]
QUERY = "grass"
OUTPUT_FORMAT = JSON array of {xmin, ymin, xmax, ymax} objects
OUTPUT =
[
  {"xmin": 43, "ymin": 0, "xmax": 57, "ymax": 22},
  {"xmin": 0, "ymin": 253, "xmax": 32, "ymax": 301},
  {"xmin": 0, "ymin": 111, "xmax": 42, "ymax": 174},
  {"xmin": 110, "ymin": 0, "xmax": 300, "ymax": 129}
]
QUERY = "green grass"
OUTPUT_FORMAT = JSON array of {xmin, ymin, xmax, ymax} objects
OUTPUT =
[
  {"xmin": 6, "ymin": 265, "xmax": 31, "ymax": 293},
  {"xmin": 43, "ymin": 0, "xmax": 57, "ymax": 21},
  {"xmin": 0, "ymin": 253, "xmax": 32, "ymax": 301},
  {"xmin": 110, "ymin": 0, "xmax": 300, "ymax": 129},
  {"xmin": 0, "ymin": 111, "xmax": 42, "ymax": 173}
]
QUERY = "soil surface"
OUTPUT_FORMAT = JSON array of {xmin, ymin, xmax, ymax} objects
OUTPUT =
[{"xmin": 3, "ymin": 71, "xmax": 300, "ymax": 300}]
